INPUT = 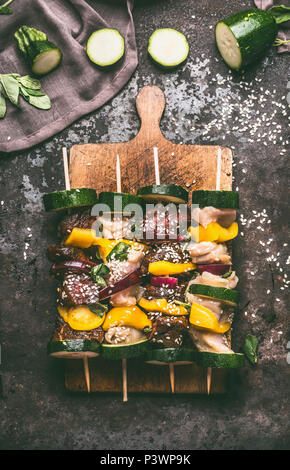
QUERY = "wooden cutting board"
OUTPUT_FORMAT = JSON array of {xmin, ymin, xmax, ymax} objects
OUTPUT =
[{"xmin": 66, "ymin": 85, "xmax": 233, "ymax": 394}]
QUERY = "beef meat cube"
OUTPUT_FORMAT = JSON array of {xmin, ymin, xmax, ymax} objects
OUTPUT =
[
  {"xmin": 58, "ymin": 273, "xmax": 100, "ymax": 306},
  {"xmin": 51, "ymin": 315, "xmax": 104, "ymax": 343},
  {"xmin": 46, "ymin": 244, "xmax": 91, "ymax": 263},
  {"xmin": 142, "ymin": 282, "xmax": 187, "ymax": 303},
  {"xmin": 141, "ymin": 242, "xmax": 192, "ymax": 275},
  {"xmin": 146, "ymin": 313, "xmax": 189, "ymax": 348},
  {"xmin": 57, "ymin": 209, "xmax": 95, "ymax": 238}
]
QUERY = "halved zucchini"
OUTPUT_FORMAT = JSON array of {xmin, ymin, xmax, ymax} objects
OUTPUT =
[
  {"xmin": 101, "ymin": 338, "xmax": 149, "ymax": 360},
  {"xmin": 47, "ymin": 339, "xmax": 100, "ymax": 358},
  {"xmin": 98, "ymin": 192, "xmax": 144, "ymax": 214},
  {"xmin": 215, "ymin": 9, "xmax": 277, "ymax": 71},
  {"xmin": 192, "ymin": 190, "xmax": 239, "ymax": 209},
  {"xmin": 196, "ymin": 351, "xmax": 245, "ymax": 368},
  {"xmin": 188, "ymin": 284, "xmax": 239, "ymax": 306},
  {"xmin": 145, "ymin": 348, "xmax": 195, "ymax": 365},
  {"xmin": 43, "ymin": 188, "xmax": 98, "ymax": 212},
  {"xmin": 148, "ymin": 28, "xmax": 189, "ymax": 68},
  {"xmin": 87, "ymin": 28, "xmax": 125, "ymax": 67},
  {"xmin": 137, "ymin": 184, "xmax": 188, "ymax": 204}
]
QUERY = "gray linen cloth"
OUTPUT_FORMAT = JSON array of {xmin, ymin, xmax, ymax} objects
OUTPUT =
[{"xmin": 0, "ymin": 0, "xmax": 137, "ymax": 153}]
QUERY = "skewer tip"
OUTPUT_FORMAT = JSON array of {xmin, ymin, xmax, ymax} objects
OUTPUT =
[
  {"xmin": 83, "ymin": 356, "xmax": 91, "ymax": 394},
  {"xmin": 122, "ymin": 358, "xmax": 128, "ymax": 402},
  {"xmin": 207, "ymin": 367, "xmax": 212, "ymax": 395},
  {"xmin": 169, "ymin": 363, "xmax": 175, "ymax": 394}
]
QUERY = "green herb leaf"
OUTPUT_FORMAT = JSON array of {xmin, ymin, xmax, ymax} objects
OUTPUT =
[
  {"xmin": 90, "ymin": 264, "xmax": 110, "ymax": 278},
  {"xmin": 0, "ymin": 75, "xmax": 19, "ymax": 105},
  {"xmin": 174, "ymin": 300, "xmax": 191, "ymax": 311},
  {"xmin": 222, "ymin": 271, "xmax": 232, "ymax": 278},
  {"xmin": 0, "ymin": 6, "xmax": 12, "ymax": 14},
  {"xmin": 17, "ymin": 75, "xmax": 41, "ymax": 90},
  {"xmin": 268, "ymin": 5, "xmax": 290, "ymax": 24},
  {"xmin": 243, "ymin": 334, "xmax": 259, "ymax": 365},
  {"xmin": 88, "ymin": 303, "xmax": 108, "ymax": 318},
  {"xmin": 0, "ymin": 92, "xmax": 6, "ymax": 118},
  {"xmin": 107, "ymin": 242, "xmax": 130, "ymax": 262},
  {"xmin": 23, "ymin": 92, "xmax": 51, "ymax": 110}
]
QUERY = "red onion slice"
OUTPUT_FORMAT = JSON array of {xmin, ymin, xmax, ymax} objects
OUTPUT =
[
  {"xmin": 197, "ymin": 264, "xmax": 231, "ymax": 276},
  {"xmin": 99, "ymin": 270, "xmax": 143, "ymax": 300},
  {"xmin": 50, "ymin": 260, "xmax": 95, "ymax": 276},
  {"xmin": 150, "ymin": 276, "xmax": 178, "ymax": 287}
]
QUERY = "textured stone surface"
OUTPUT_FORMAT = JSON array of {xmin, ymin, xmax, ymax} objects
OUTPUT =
[{"xmin": 0, "ymin": 0, "xmax": 289, "ymax": 450}]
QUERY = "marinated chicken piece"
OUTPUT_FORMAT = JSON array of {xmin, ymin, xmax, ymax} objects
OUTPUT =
[
  {"xmin": 142, "ymin": 282, "xmax": 187, "ymax": 303},
  {"xmin": 107, "ymin": 245, "xmax": 145, "ymax": 283},
  {"xmin": 110, "ymin": 285, "xmax": 142, "ymax": 307},
  {"xmin": 146, "ymin": 313, "xmax": 189, "ymax": 348},
  {"xmin": 58, "ymin": 273, "xmax": 100, "ymax": 306},
  {"xmin": 189, "ymin": 326, "xmax": 233, "ymax": 353},
  {"xmin": 97, "ymin": 215, "xmax": 136, "ymax": 240},
  {"xmin": 191, "ymin": 206, "xmax": 236, "ymax": 228},
  {"xmin": 141, "ymin": 242, "xmax": 192, "ymax": 275},
  {"xmin": 187, "ymin": 241, "xmax": 231, "ymax": 264},
  {"xmin": 58, "ymin": 209, "xmax": 95, "ymax": 238},
  {"xmin": 46, "ymin": 244, "xmax": 91, "ymax": 263},
  {"xmin": 51, "ymin": 315, "xmax": 104, "ymax": 343},
  {"xmin": 190, "ymin": 271, "xmax": 239, "ymax": 289},
  {"xmin": 105, "ymin": 326, "xmax": 145, "ymax": 345}
]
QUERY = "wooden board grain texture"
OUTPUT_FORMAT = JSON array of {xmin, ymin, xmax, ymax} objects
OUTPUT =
[{"xmin": 66, "ymin": 85, "xmax": 233, "ymax": 394}]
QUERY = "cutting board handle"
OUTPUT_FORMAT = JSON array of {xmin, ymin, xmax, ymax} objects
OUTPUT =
[{"xmin": 135, "ymin": 85, "xmax": 166, "ymax": 142}]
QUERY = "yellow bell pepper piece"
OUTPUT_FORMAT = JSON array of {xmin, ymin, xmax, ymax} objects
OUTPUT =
[
  {"xmin": 138, "ymin": 297, "xmax": 189, "ymax": 316},
  {"xmin": 57, "ymin": 305, "xmax": 69, "ymax": 323},
  {"xmin": 64, "ymin": 228, "xmax": 98, "ymax": 248},
  {"xmin": 189, "ymin": 302, "xmax": 230, "ymax": 333},
  {"xmin": 189, "ymin": 222, "xmax": 238, "ymax": 243},
  {"xmin": 102, "ymin": 306, "xmax": 152, "ymax": 331},
  {"xmin": 57, "ymin": 305, "xmax": 105, "ymax": 330},
  {"xmin": 148, "ymin": 261, "xmax": 196, "ymax": 276},
  {"xmin": 93, "ymin": 238, "xmax": 147, "ymax": 262}
]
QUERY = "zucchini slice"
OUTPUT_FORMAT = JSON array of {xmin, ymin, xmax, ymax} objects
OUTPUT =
[
  {"xmin": 145, "ymin": 348, "xmax": 195, "ymax": 365},
  {"xmin": 215, "ymin": 9, "xmax": 277, "ymax": 71},
  {"xmin": 137, "ymin": 185, "xmax": 188, "ymax": 204},
  {"xmin": 87, "ymin": 28, "xmax": 125, "ymax": 67},
  {"xmin": 188, "ymin": 284, "xmax": 239, "ymax": 306},
  {"xmin": 98, "ymin": 192, "xmax": 144, "ymax": 214},
  {"xmin": 43, "ymin": 188, "xmax": 98, "ymax": 212},
  {"xmin": 47, "ymin": 339, "xmax": 100, "ymax": 358},
  {"xmin": 192, "ymin": 190, "xmax": 239, "ymax": 209},
  {"xmin": 196, "ymin": 351, "xmax": 245, "ymax": 368},
  {"xmin": 101, "ymin": 338, "xmax": 149, "ymax": 360},
  {"xmin": 148, "ymin": 28, "xmax": 189, "ymax": 68}
]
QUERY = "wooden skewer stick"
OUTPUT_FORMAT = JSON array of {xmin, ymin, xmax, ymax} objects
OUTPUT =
[
  {"xmin": 62, "ymin": 146, "xmax": 91, "ymax": 394},
  {"xmin": 153, "ymin": 147, "xmax": 175, "ymax": 393},
  {"xmin": 206, "ymin": 147, "xmax": 222, "ymax": 395},
  {"xmin": 116, "ymin": 154, "xmax": 128, "ymax": 402}
]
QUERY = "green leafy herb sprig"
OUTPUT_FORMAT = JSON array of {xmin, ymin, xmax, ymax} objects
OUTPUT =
[
  {"xmin": 0, "ymin": 74, "xmax": 51, "ymax": 118},
  {"xmin": 0, "ymin": 0, "xmax": 15, "ymax": 15},
  {"xmin": 243, "ymin": 334, "xmax": 259, "ymax": 365}
]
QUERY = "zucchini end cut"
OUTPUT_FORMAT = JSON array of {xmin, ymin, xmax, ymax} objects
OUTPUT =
[
  {"xmin": 196, "ymin": 351, "xmax": 245, "ymax": 368},
  {"xmin": 32, "ymin": 47, "xmax": 62, "ymax": 76},
  {"xmin": 215, "ymin": 22, "xmax": 242, "ymax": 71}
]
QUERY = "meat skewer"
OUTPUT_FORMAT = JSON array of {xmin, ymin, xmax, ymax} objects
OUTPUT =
[{"xmin": 63, "ymin": 147, "xmax": 91, "ymax": 393}]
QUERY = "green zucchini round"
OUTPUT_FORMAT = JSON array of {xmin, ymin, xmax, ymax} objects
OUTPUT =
[
  {"xmin": 47, "ymin": 339, "xmax": 100, "ymax": 358},
  {"xmin": 191, "ymin": 190, "xmax": 239, "ymax": 209},
  {"xmin": 87, "ymin": 29, "xmax": 125, "ymax": 68},
  {"xmin": 148, "ymin": 28, "xmax": 189, "ymax": 69},
  {"xmin": 98, "ymin": 192, "xmax": 145, "ymax": 214},
  {"xmin": 188, "ymin": 284, "xmax": 239, "ymax": 306},
  {"xmin": 137, "ymin": 184, "xmax": 188, "ymax": 204},
  {"xmin": 101, "ymin": 338, "xmax": 149, "ymax": 360},
  {"xmin": 145, "ymin": 348, "xmax": 195, "ymax": 365},
  {"xmin": 43, "ymin": 188, "xmax": 98, "ymax": 212},
  {"xmin": 196, "ymin": 351, "xmax": 245, "ymax": 368},
  {"xmin": 215, "ymin": 8, "xmax": 277, "ymax": 71}
]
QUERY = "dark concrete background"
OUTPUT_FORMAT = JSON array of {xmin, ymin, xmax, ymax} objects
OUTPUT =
[{"xmin": 0, "ymin": 0, "xmax": 289, "ymax": 450}]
